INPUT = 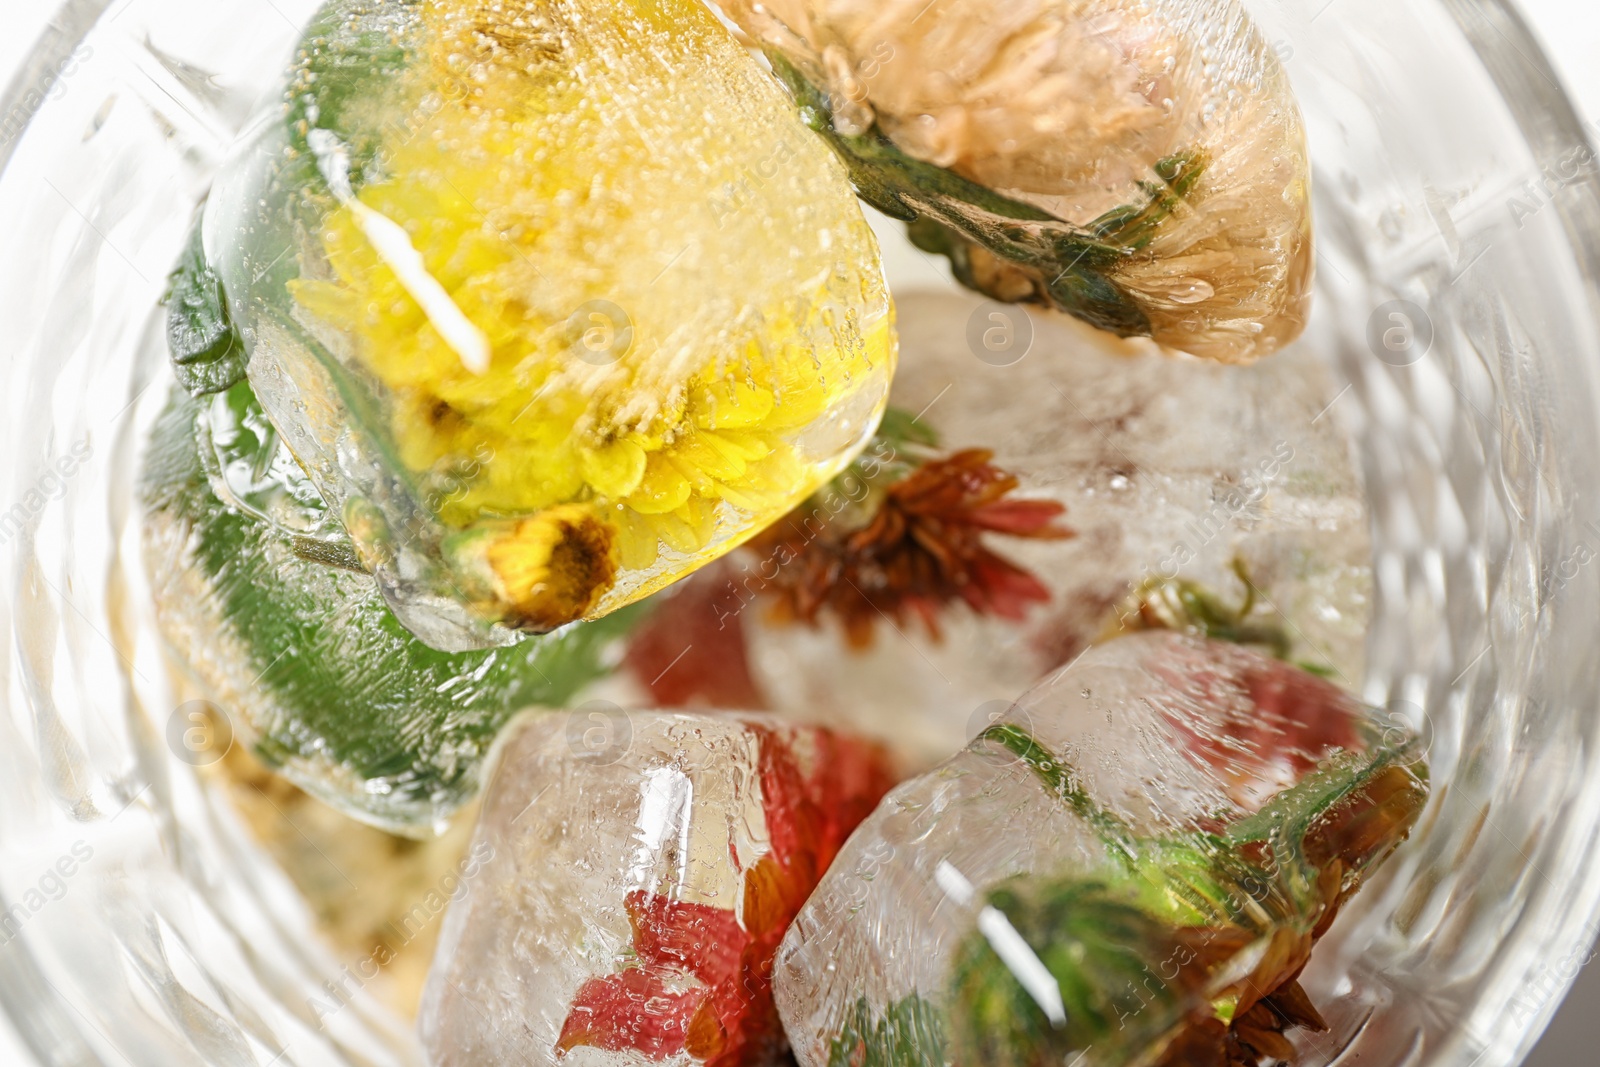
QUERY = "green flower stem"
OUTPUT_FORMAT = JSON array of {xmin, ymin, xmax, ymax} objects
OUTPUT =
[
  {"xmin": 978, "ymin": 722, "xmax": 1138, "ymax": 867},
  {"xmin": 766, "ymin": 51, "xmax": 1209, "ymax": 338}
]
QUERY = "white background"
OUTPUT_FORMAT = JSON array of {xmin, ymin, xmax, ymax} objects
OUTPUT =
[{"xmin": 0, "ymin": 0, "xmax": 1597, "ymax": 1063}]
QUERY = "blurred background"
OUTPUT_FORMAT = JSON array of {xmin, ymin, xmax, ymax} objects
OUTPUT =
[{"xmin": 0, "ymin": 0, "xmax": 1597, "ymax": 1063}]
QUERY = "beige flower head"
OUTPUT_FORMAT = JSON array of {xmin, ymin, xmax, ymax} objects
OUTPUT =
[{"xmin": 727, "ymin": 0, "xmax": 1312, "ymax": 363}]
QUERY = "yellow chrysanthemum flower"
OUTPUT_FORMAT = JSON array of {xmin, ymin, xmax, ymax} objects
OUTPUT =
[{"xmin": 278, "ymin": 0, "xmax": 894, "ymax": 637}]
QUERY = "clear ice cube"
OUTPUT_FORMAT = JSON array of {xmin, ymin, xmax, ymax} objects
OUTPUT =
[
  {"xmin": 419, "ymin": 710, "xmax": 894, "ymax": 1065},
  {"xmin": 737, "ymin": 290, "xmax": 1370, "ymax": 768},
  {"xmin": 773, "ymin": 630, "xmax": 1428, "ymax": 1067}
]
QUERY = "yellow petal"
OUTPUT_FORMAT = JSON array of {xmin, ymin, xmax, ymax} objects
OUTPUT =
[
  {"xmin": 472, "ymin": 437, "xmax": 584, "ymax": 509},
  {"xmin": 580, "ymin": 437, "xmax": 648, "ymax": 501},
  {"xmin": 653, "ymin": 510, "xmax": 704, "ymax": 555},
  {"xmin": 626, "ymin": 453, "xmax": 693, "ymax": 514},
  {"xmin": 691, "ymin": 379, "xmax": 776, "ymax": 430},
  {"xmin": 702, "ymin": 430, "xmax": 771, "ymax": 470},
  {"xmin": 616, "ymin": 507, "xmax": 661, "ymax": 570},
  {"xmin": 715, "ymin": 444, "xmax": 807, "ymax": 511},
  {"xmin": 282, "ymin": 0, "xmax": 896, "ymax": 626},
  {"xmin": 674, "ymin": 494, "xmax": 721, "ymax": 547},
  {"xmin": 672, "ymin": 429, "xmax": 747, "ymax": 484}
]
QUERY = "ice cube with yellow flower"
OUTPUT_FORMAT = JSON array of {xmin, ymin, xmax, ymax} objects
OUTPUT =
[{"xmin": 188, "ymin": 0, "xmax": 895, "ymax": 650}]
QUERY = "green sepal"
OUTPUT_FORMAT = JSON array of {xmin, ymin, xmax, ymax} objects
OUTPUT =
[
  {"xmin": 947, "ymin": 726, "xmax": 1424, "ymax": 1067},
  {"xmin": 165, "ymin": 218, "xmax": 247, "ymax": 397},
  {"xmin": 1042, "ymin": 259, "xmax": 1152, "ymax": 337},
  {"xmin": 874, "ymin": 405, "xmax": 941, "ymax": 451},
  {"xmin": 984, "ymin": 718, "xmax": 1422, "ymax": 902},
  {"xmin": 1115, "ymin": 560, "xmax": 1296, "ymax": 662},
  {"xmin": 1224, "ymin": 742, "xmax": 1427, "ymax": 850}
]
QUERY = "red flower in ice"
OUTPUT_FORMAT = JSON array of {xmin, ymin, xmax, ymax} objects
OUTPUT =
[
  {"xmin": 750, "ymin": 449, "xmax": 1071, "ymax": 648},
  {"xmin": 556, "ymin": 726, "xmax": 895, "ymax": 1065},
  {"xmin": 1148, "ymin": 634, "xmax": 1364, "ymax": 812},
  {"xmin": 622, "ymin": 563, "xmax": 769, "ymax": 710}
]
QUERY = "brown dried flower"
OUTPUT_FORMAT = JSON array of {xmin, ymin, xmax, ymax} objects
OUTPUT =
[
  {"xmin": 1153, "ymin": 756, "xmax": 1429, "ymax": 1067},
  {"xmin": 748, "ymin": 448, "xmax": 1071, "ymax": 646}
]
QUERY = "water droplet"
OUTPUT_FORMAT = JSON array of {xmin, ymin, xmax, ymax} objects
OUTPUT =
[{"xmin": 1168, "ymin": 278, "xmax": 1215, "ymax": 304}]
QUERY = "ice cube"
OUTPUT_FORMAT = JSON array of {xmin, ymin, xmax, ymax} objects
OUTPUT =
[
  {"xmin": 190, "ymin": 0, "xmax": 894, "ymax": 651},
  {"xmin": 725, "ymin": 0, "xmax": 1311, "ymax": 361},
  {"xmin": 141, "ymin": 384, "xmax": 646, "ymax": 835},
  {"xmin": 419, "ymin": 711, "xmax": 895, "ymax": 1065},
  {"xmin": 773, "ymin": 630, "xmax": 1428, "ymax": 1067},
  {"xmin": 733, "ymin": 290, "xmax": 1369, "ymax": 768}
]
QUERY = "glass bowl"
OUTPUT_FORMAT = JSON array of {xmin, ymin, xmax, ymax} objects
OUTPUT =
[{"xmin": 2, "ymin": 0, "xmax": 1599, "ymax": 1064}]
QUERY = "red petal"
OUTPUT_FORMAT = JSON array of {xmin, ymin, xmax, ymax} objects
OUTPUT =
[
  {"xmin": 644, "ymin": 730, "xmax": 897, "ymax": 1067},
  {"xmin": 750, "ymin": 727, "xmax": 895, "ymax": 877},
  {"xmin": 969, "ymin": 555, "xmax": 1053, "ymax": 619},
  {"xmin": 752, "ymin": 732, "xmax": 812, "ymax": 874},
  {"xmin": 967, "ymin": 498, "xmax": 1072, "ymax": 537},
  {"xmin": 623, "ymin": 564, "xmax": 768, "ymax": 710},
  {"xmin": 906, "ymin": 593, "xmax": 947, "ymax": 640},
  {"xmin": 1151, "ymin": 639, "xmax": 1367, "ymax": 812},
  {"xmin": 626, "ymin": 892, "xmax": 747, "ymax": 988},
  {"xmin": 1244, "ymin": 660, "xmax": 1363, "ymax": 757},
  {"xmin": 557, "ymin": 968, "xmax": 704, "ymax": 1058},
  {"xmin": 567, "ymin": 734, "xmax": 895, "ymax": 1067}
]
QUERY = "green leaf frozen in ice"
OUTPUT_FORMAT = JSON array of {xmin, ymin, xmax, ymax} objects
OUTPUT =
[
  {"xmin": 164, "ymin": 220, "xmax": 248, "ymax": 397},
  {"xmin": 141, "ymin": 382, "xmax": 648, "ymax": 833}
]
